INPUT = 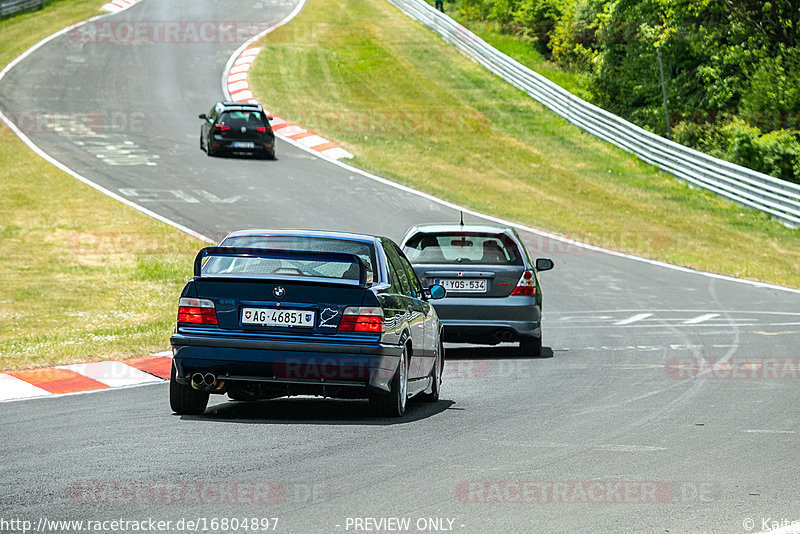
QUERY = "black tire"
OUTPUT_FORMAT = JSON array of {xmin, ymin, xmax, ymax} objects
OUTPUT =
[
  {"xmin": 420, "ymin": 342, "xmax": 443, "ymax": 402},
  {"xmin": 519, "ymin": 335, "xmax": 542, "ymax": 357},
  {"xmin": 369, "ymin": 345, "xmax": 408, "ymax": 417},
  {"xmin": 169, "ymin": 365, "xmax": 209, "ymax": 415},
  {"xmin": 263, "ymin": 149, "xmax": 276, "ymax": 160}
]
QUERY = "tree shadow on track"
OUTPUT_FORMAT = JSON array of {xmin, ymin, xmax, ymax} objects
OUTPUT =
[{"xmin": 180, "ymin": 397, "xmax": 455, "ymax": 425}]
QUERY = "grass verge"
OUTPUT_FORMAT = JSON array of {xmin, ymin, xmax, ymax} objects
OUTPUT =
[
  {"xmin": 1, "ymin": 0, "xmax": 202, "ymax": 370},
  {"xmin": 249, "ymin": 0, "xmax": 800, "ymax": 288}
]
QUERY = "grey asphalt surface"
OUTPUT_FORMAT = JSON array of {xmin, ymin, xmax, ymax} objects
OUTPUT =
[{"xmin": 1, "ymin": 1, "xmax": 800, "ymax": 533}]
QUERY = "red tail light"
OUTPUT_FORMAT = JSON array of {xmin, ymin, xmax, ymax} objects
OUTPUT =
[
  {"xmin": 338, "ymin": 307, "xmax": 385, "ymax": 333},
  {"xmin": 256, "ymin": 126, "xmax": 268, "ymax": 132},
  {"xmin": 511, "ymin": 271, "xmax": 536, "ymax": 296},
  {"xmin": 214, "ymin": 124, "xmax": 230, "ymax": 131},
  {"xmin": 177, "ymin": 297, "xmax": 218, "ymax": 325}
]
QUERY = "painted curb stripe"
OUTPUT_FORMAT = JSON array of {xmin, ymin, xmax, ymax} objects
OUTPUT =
[
  {"xmin": 0, "ymin": 374, "xmax": 52, "ymax": 401},
  {"xmin": 101, "ymin": 0, "xmax": 138, "ymax": 12},
  {"xmin": 6, "ymin": 368, "xmax": 109, "ymax": 395},
  {"xmin": 220, "ymin": 3, "xmax": 354, "ymax": 161},
  {"xmin": 0, "ymin": 355, "xmax": 173, "ymax": 403},
  {"xmin": 57, "ymin": 361, "xmax": 163, "ymax": 388},
  {"xmin": 124, "ymin": 356, "xmax": 172, "ymax": 380}
]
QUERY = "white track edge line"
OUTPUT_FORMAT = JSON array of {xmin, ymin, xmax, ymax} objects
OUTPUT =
[
  {"xmin": 291, "ymin": 147, "xmax": 800, "ymax": 295},
  {"xmin": 220, "ymin": 0, "xmax": 306, "ymax": 99},
  {"xmin": 218, "ymin": 3, "xmax": 799, "ymax": 294},
  {"xmin": 0, "ymin": 2, "xmax": 213, "ymax": 244},
  {"xmin": 2, "ymin": 0, "xmax": 796, "ymax": 301}
]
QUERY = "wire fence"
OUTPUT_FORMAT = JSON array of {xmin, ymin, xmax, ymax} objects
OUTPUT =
[{"xmin": 387, "ymin": 0, "xmax": 800, "ymax": 227}]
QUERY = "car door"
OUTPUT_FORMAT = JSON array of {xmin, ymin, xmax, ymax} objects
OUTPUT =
[
  {"xmin": 383, "ymin": 242, "xmax": 427, "ymax": 380},
  {"xmin": 395, "ymin": 243, "xmax": 438, "ymax": 369}
]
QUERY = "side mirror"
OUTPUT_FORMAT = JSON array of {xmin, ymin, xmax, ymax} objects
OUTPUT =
[
  {"xmin": 426, "ymin": 284, "xmax": 446, "ymax": 300},
  {"xmin": 535, "ymin": 258, "xmax": 554, "ymax": 272},
  {"xmin": 198, "ymin": 113, "xmax": 208, "ymax": 120},
  {"xmin": 266, "ymin": 115, "xmax": 274, "ymax": 121}
]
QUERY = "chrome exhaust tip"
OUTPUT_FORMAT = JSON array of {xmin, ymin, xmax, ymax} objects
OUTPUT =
[
  {"xmin": 191, "ymin": 372, "xmax": 205, "ymax": 390},
  {"xmin": 203, "ymin": 373, "xmax": 217, "ymax": 388}
]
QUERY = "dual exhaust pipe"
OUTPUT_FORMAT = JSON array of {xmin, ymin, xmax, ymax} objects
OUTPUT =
[{"xmin": 191, "ymin": 372, "xmax": 223, "ymax": 391}]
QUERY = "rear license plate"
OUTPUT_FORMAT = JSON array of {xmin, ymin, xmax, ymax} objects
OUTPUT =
[
  {"xmin": 435, "ymin": 278, "xmax": 487, "ymax": 293},
  {"xmin": 233, "ymin": 141, "xmax": 255, "ymax": 149},
  {"xmin": 241, "ymin": 307, "xmax": 314, "ymax": 328}
]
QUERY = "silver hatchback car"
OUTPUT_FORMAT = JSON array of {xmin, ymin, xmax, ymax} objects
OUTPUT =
[{"xmin": 401, "ymin": 224, "xmax": 553, "ymax": 356}]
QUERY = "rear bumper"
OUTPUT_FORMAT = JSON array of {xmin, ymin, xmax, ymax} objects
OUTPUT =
[
  {"xmin": 211, "ymin": 138, "xmax": 274, "ymax": 153},
  {"xmin": 440, "ymin": 320, "xmax": 541, "ymax": 344},
  {"xmin": 432, "ymin": 296, "xmax": 541, "ymax": 344},
  {"xmin": 170, "ymin": 333, "xmax": 403, "ymax": 393}
]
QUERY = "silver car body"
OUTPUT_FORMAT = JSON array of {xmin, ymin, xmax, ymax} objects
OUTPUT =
[{"xmin": 401, "ymin": 224, "xmax": 552, "ymax": 351}]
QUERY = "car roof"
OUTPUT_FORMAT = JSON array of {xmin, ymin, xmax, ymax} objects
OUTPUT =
[
  {"xmin": 222, "ymin": 229, "xmax": 384, "ymax": 246},
  {"xmin": 217, "ymin": 101, "xmax": 263, "ymax": 111},
  {"xmin": 403, "ymin": 223, "xmax": 518, "ymax": 236}
]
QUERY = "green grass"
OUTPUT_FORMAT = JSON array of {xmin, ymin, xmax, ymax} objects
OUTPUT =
[
  {"xmin": 426, "ymin": 7, "xmax": 592, "ymax": 101},
  {"xmin": 249, "ymin": 0, "xmax": 800, "ymax": 288},
  {"xmin": 0, "ymin": 0, "xmax": 202, "ymax": 370}
]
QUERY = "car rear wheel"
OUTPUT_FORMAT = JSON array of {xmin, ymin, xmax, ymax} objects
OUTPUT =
[
  {"xmin": 370, "ymin": 345, "xmax": 408, "ymax": 417},
  {"xmin": 519, "ymin": 335, "xmax": 542, "ymax": 357},
  {"xmin": 421, "ymin": 342, "xmax": 443, "ymax": 402},
  {"xmin": 169, "ymin": 365, "xmax": 209, "ymax": 415}
]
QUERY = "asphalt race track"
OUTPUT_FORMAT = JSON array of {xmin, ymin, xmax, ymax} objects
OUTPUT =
[{"xmin": 1, "ymin": 1, "xmax": 800, "ymax": 532}]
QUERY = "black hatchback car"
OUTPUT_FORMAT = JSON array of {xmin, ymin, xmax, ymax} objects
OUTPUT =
[
  {"xmin": 199, "ymin": 102, "xmax": 275, "ymax": 159},
  {"xmin": 170, "ymin": 229, "xmax": 446, "ymax": 417}
]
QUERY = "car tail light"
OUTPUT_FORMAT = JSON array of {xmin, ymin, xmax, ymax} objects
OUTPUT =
[
  {"xmin": 256, "ymin": 126, "xmax": 268, "ymax": 132},
  {"xmin": 178, "ymin": 297, "xmax": 218, "ymax": 325},
  {"xmin": 338, "ymin": 307, "xmax": 385, "ymax": 333},
  {"xmin": 511, "ymin": 271, "xmax": 536, "ymax": 296},
  {"xmin": 214, "ymin": 124, "xmax": 230, "ymax": 131}
]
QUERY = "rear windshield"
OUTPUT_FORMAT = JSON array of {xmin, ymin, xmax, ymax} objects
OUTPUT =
[
  {"xmin": 206, "ymin": 236, "xmax": 376, "ymax": 283},
  {"xmin": 219, "ymin": 110, "xmax": 266, "ymax": 127},
  {"xmin": 403, "ymin": 232, "xmax": 523, "ymax": 265}
]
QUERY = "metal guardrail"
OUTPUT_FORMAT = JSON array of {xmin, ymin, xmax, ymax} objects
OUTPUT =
[
  {"xmin": 0, "ymin": 0, "xmax": 43, "ymax": 17},
  {"xmin": 387, "ymin": 0, "xmax": 800, "ymax": 227}
]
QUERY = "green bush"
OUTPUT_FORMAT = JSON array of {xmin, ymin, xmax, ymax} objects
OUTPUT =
[{"xmin": 675, "ymin": 118, "xmax": 800, "ymax": 184}]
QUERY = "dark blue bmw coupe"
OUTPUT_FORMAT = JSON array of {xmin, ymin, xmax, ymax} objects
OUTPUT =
[{"xmin": 170, "ymin": 229, "xmax": 446, "ymax": 417}]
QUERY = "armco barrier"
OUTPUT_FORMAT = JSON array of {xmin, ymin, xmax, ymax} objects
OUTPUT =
[
  {"xmin": 387, "ymin": 0, "xmax": 800, "ymax": 227},
  {"xmin": 0, "ymin": 0, "xmax": 43, "ymax": 17}
]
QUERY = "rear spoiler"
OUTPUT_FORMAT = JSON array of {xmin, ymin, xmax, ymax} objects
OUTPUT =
[{"xmin": 193, "ymin": 247, "xmax": 369, "ymax": 287}]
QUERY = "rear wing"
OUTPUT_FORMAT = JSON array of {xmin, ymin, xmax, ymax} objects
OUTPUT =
[{"xmin": 193, "ymin": 247, "xmax": 369, "ymax": 288}]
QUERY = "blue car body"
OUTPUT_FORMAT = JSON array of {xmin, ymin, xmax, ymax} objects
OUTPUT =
[{"xmin": 169, "ymin": 229, "xmax": 444, "ymax": 417}]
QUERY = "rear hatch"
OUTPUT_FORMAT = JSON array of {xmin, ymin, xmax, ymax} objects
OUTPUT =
[
  {"xmin": 188, "ymin": 247, "xmax": 368, "ymax": 335},
  {"xmin": 402, "ymin": 232, "xmax": 525, "ymax": 298},
  {"xmin": 215, "ymin": 110, "xmax": 271, "ymax": 145}
]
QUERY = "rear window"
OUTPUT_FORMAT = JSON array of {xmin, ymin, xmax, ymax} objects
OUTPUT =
[
  {"xmin": 219, "ymin": 110, "xmax": 266, "ymax": 127},
  {"xmin": 402, "ymin": 232, "xmax": 522, "ymax": 265},
  {"xmin": 210, "ymin": 236, "xmax": 376, "ymax": 283}
]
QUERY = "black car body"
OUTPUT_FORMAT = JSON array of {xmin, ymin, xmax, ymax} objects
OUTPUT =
[
  {"xmin": 401, "ymin": 224, "xmax": 553, "ymax": 356},
  {"xmin": 170, "ymin": 229, "xmax": 445, "ymax": 417},
  {"xmin": 199, "ymin": 102, "xmax": 275, "ymax": 159}
]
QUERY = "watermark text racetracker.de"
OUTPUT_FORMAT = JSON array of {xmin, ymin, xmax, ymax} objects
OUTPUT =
[
  {"xmin": 667, "ymin": 357, "xmax": 800, "ymax": 380},
  {"xmin": 456, "ymin": 480, "xmax": 717, "ymax": 504},
  {"xmin": 71, "ymin": 21, "xmax": 278, "ymax": 44},
  {"xmin": 0, "ymin": 516, "xmax": 279, "ymax": 533}
]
